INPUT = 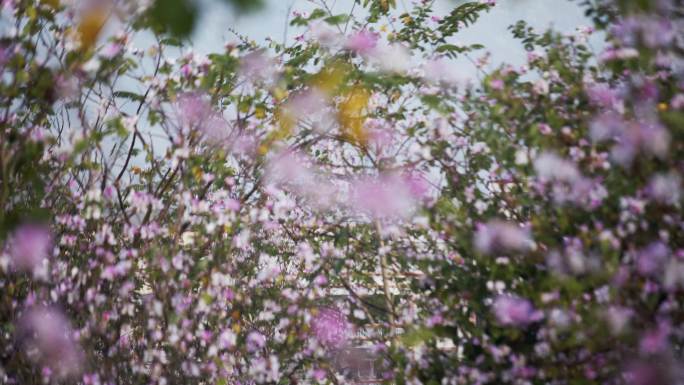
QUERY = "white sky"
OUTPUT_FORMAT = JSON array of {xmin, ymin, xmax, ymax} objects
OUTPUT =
[{"xmin": 189, "ymin": 0, "xmax": 599, "ymax": 71}]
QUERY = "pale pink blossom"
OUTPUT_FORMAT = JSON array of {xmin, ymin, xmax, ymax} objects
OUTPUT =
[
  {"xmin": 534, "ymin": 152, "xmax": 581, "ymax": 182},
  {"xmin": 176, "ymin": 91, "xmax": 213, "ymax": 130},
  {"xmin": 423, "ymin": 57, "xmax": 468, "ymax": 86},
  {"xmin": 100, "ymin": 42, "xmax": 122, "ymax": 58},
  {"xmin": 368, "ymin": 43, "xmax": 411, "ymax": 73},
  {"xmin": 239, "ymin": 50, "xmax": 278, "ymax": 83},
  {"xmin": 309, "ymin": 22, "xmax": 341, "ymax": 48},
  {"xmin": 349, "ymin": 173, "xmax": 425, "ymax": 219},
  {"xmin": 475, "ymin": 221, "xmax": 532, "ymax": 255},
  {"xmin": 344, "ymin": 30, "xmax": 378, "ymax": 55}
]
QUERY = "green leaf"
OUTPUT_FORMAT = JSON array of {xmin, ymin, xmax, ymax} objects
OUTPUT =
[
  {"xmin": 113, "ymin": 91, "xmax": 145, "ymax": 102},
  {"xmin": 146, "ymin": 0, "xmax": 197, "ymax": 38},
  {"xmin": 324, "ymin": 14, "xmax": 351, "ymax": 25}
]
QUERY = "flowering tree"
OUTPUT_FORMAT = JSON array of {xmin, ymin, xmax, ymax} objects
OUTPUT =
[{"xmin": 0, "ymin": 0, "xmax": 683, "ymax": 384}]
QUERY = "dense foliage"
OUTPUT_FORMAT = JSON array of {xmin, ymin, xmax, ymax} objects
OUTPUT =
[{"xmin": 0, "ymin": 0, "xmax": 683, "ymax": 384}]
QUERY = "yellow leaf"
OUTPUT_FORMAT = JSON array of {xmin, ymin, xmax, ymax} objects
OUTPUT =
[
  {"xmin": 272, "ymin": 87, "xmax": 288, "ymax": 101},
  {"xmin": 338, "ymin": 86, "xmax": 371, "ymax": 145},
  {"xmin": 78, "ymin": 9, "xmax": 107, "ymax": 51},
  {"xmin": 40, "ymin": 0, "xmax": 60, "ymax": 9},
  {"xmin": 269, "ymin": 106, "xmax": 294, "ymax": 143},
  {"xmin": 254, "ymin": 106, "xmax": 266, "ymax": 120},
  {"xmin": 192, "ymin": 166, "xmax": 203, "ymax": 182},
  {"xmin": 312, "ymin": 61, "xmax": 348, "ymax": 97}
]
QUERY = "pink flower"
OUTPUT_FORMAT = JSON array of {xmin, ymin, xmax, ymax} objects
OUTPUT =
[
  {"xmin": 313, "ymin": 368, "xmax": 327, "ymax": 381},
  {"xmin": 201, "ymin": 115, "xmax": 231, "ymax": 144},
  {"xmin": 17, "ymin": 307, "xmax": 83, "ymax": 378},
  {"xmin": 590, "ymin": 114, "xmax": 670, "ymax": 167},
  {"xmin": 423, "ymin": 57, "xmax": 468, "ymax": 86},
  {"xmin": 474, "ymin": 220, "xmax": 532, "ymax": 255},
  {"xmin": 349, "ymin": 173, "xmax": 425, "ymax": 219},
  {"xmin": 239, "ymin": 50, "xmax": 277, "ymax": 83},
  {"xmin": 637, "ymin": 242, "xmax": 669, "ymax": 277},
  {"xmin": 493, "ymin": 296, "xmax": 542, "ymax": 327},
  {"xmin": 309, "ymin": 22, "xmax": 341, "ymax": 48},
  {"xmin": 489, "ymin": 78, "xmax": 504, "ymax": 90},
  {"xmin": 55, "ymin": 74, "xmax": 80, "ymax": 101},
  {"xmin": 180, "ymin": 63, "xmax": 193, "ymax": 78},
  {"xmin": 639, "ymin": 321, "xmax": 670, "ymax": 354},
  {"xmin": 344, "ymin": 30, "xmax": 378, "ymax": 55},
  {"xmin": 623, "ymin": 361, "xmax": 670, "ymax": 385},
  {"xmin": 6, "ymin": 224, "xmax": 52, "ymax": 273},
  {"xmin": 368, "ymin": 43, "xmax": 411, "ymax": 73},
  {"xmin": 246, "ymin": 331, "xmax": 266, "ymax": 352},
  {"xmin": 586, "ymin": 83, "xmax": 621, "ymax": 109},
  {"xmin": 282, "ymin": 88, "xmax": 329, "ymax": 122},
  {"xmin": 311, "ymin": 307, "xmax": 352, "ymax": 348},
  {"xmin": 647, "ymin": 172, "xmax": 682, "ymax": 205},
  {"xmin": 174, "ymin": 92, "xmax": 235, "ymax": 146},
  {"xmin": 534, "ymin": 152, "xmax": 581, "ymax": 182},
  {"xmin": 671, "ymin": 94, "xmax": 684, "ymax": 109},
  {"xmin": 265, "ymin": 150, "xmax": 315, "ymax": 188},
  {"xmin": 100, "ymin": 42, "xmax": 122, "ymax": 58},
  {"xmin": 176, "ymin": 91, "xmax": 213, "ymax": 130},
  {"xmin": 605, "ymin": 306, "xmax": 633, "ymax": 334}
]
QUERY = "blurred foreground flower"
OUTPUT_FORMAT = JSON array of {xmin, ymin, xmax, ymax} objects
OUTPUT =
[
  {"xmin": 349, "ymin": 173, "xmax": 427, "ymax": 219},
  {"xmin": 474, "ymin": 220, "xmax": 533, "ymax": 255},
  {"xmin": 311, "ymin": 308, "xmax": 352, "ymax": 349},
  {"xmin": 5, "ymin": 224, "xmax": 52, "ymax": 274},
  {"xmin": 493, "ymin": 296, "xmax": 543, "ymax": 327},
  {"xmin": 16, "ymin": 307, "xmax": 83, "ymax": 379}
]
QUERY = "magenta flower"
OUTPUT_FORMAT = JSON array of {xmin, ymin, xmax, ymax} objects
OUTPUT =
[
  {"xmin": 492, "ymin": 296, "xmax": 543, "ymax": 327},
  {"xmin": 639, "ymin": 321, "xmax": 671, "ymax": 354},
  {"xmin": 6, "ymin": 224, "xmax": 52, "ymax": 273},
  {"xmin": 310, "ymin": 307, "xmax": 352, "ymax": 349},
  {"xmin": 17, "ymin": 306, "xmax": 82, "ymax": 378},
  {"xmin": 489, "ymin": 78, "xmax": 504, "ymax": 91}
]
